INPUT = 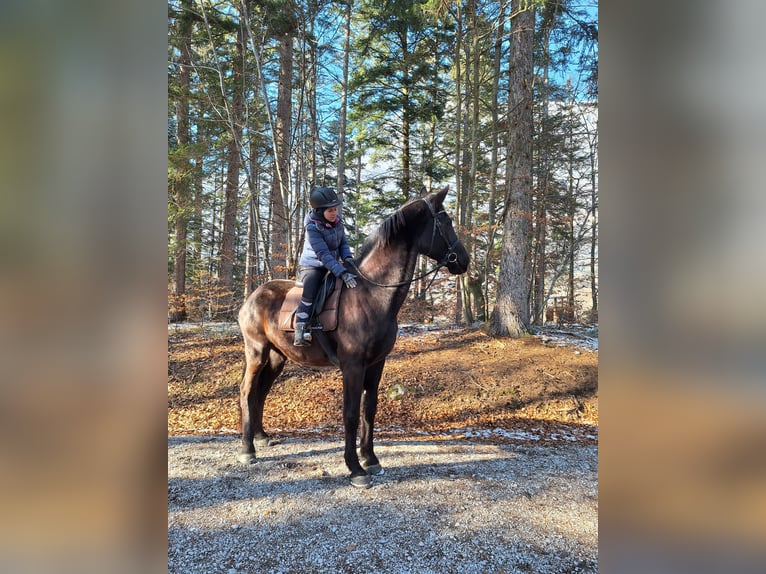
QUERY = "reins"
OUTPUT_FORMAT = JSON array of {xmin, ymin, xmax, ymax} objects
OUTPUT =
[
  {"xmin": 346, "ymin": 198, "xmax": 459, "ymax": 289},
  {"xmin": 347, "ymin": 258, "xmax": 445, "ymax": 289}
]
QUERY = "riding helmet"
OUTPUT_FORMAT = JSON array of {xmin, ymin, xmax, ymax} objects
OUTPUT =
[{"xmin": 310, "ymin": 187, "xmax": 341, "ymax": 209}]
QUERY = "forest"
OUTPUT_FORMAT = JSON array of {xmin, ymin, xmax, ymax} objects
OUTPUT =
[{"xmin": 167, "ymin": 0, "xmax": 598, "ymax": 337}]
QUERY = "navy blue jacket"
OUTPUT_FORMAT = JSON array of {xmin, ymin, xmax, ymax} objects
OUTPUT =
[{"xmin": 298, "ymin": 210, "xmax": 353, "ymax": 278}]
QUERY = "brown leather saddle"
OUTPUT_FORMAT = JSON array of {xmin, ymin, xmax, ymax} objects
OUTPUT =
[{"xmin": 278, "ymin": 274, "xmax": 343, "ymax": 333}]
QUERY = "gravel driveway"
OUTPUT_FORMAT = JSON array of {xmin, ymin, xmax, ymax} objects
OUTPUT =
[{"xmin": 168, "ymin": 432, "xmax": 598, "ymax": 573}]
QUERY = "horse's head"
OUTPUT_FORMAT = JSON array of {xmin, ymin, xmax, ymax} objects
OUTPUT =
[{"xmin": 418, "ymin": 186, "xmax": 470, "ymax": 275}]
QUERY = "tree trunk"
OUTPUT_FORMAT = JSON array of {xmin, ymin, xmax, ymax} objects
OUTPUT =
[
  {"xmin": 532, "ymin": 25, "xmax": 551, "ymax": 326},
  {"xmin": 297, "ymin": 13, "xmax": 316, "ymax": 273},
  {"xmin": 169, "ymin": 0, "xmax": 194, "ymax": 323},
  {"xmin": 588, "ymin": 119, "xmax": 598, "ymax": 320},
  {"xmin": 452, "ymin": 3, "xmax": 464, "ymax": 324},
  {"xmin": 484, "ymin": 0, "xmax": 504, "ymax": 324},
  {"xmin": 532, "ymin": 193, "xmax": 547, "ymax": 325},
  {"xmin": 244, "ymin": 157, "xmax": 260, "ymax": 298},
  {"xmin": 216, "ymin": 23, "xmax": 246, "ymax": 318},
  {"xmin": 567, "ymin": 155, "xmax": 576, "ymax": 321},
  {"xmin": 337, "ymin": 0, "xmax": 351, "ymax": 202},
  {"xmin": 453, "ymin": 3, "xmax": 463, "ymax": 212},
  {"xmin": 270, "ymin": 28, "xmax": 293, "ymax": 279},
  {"xmin": 467, "ymin": 275, "xmax": 486, "ymax": 322},
  {"xmin": 401, "ymin": 40, "xmax": 411, "ymax": 200},
  {"xmin": 590, "ymin": 173, "xmax": 598, "ymax": 321},
  {"xmin": 460, "ymin": 0, "xmax": 480, "ymax": 326},
  {"xmin": 217, "ymin": 139, "xmax": 241, "ymax": 315},
  {"xmin": 488, "ymin": 0, "xmax": 534, "ymax": 338},
  {"xmin": 170, "ymin": 216, "xmax": 188, "ymax": 322}
]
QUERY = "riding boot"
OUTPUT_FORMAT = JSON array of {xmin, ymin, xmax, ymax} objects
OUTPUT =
[{"xmin": 293, "ymin": 322, "xmax": 310, "ymax": 347}]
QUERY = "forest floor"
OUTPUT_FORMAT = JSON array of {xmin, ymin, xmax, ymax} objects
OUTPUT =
[
  {"xmin": 168, "ymin": 323, "xmax": 599, "ymax": 573},
  {"xmin": 167, "ymin": 322, "xmax": 598, "ymax": 441}
]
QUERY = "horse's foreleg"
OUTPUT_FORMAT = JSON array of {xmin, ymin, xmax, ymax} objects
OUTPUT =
[
  {"xmin": 342, "ymin": 363, "xmax": 370, "ymax": 488},
  {"xmin": 359, "ymin": 360, "xmax": 385, "ymax": 476}
]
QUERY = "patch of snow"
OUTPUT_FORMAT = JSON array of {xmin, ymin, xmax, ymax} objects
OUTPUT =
[
  {"xmin": 167, "ymin": 321, "xmax": 240, "ymax": 337},
  {"xmin": 533, "ymin": 324, "xmax": 598, "ymax": 351}
]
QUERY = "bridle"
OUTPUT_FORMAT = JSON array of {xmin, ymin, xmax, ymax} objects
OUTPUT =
[
  {"xmin": 347, "ymin": 198, "xmax": 461, "ymax": 289},
  {"xmin": 422, "ymin": 197, "xmax": 461, "ymax": 267}
]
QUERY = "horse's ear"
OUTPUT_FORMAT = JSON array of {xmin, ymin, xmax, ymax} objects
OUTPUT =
[
  {"xmin": 434, "ymin": 185, "xmax": 449, "ymax": 205},
  {"xmin": 419, "ymin": 186, "xmax": 428, "ymax": 197}
]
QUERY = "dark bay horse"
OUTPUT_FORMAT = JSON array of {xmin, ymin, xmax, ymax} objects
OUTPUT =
[{"xmin": 236, "ymin": 187, "xmax": 469, "ymax": 487}]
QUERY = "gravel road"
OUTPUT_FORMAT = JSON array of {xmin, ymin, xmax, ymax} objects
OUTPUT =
[{"xmin": 168, "ymin": 432, "xmax": 598, "ymax": 573}]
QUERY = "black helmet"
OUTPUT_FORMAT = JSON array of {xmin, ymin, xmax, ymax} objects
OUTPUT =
[{"xmin": 310, "ymin": 187, "xmax": 341, "ymax": 209}]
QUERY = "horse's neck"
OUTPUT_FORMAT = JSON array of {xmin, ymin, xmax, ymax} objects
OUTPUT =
[{"xmin": 358, "ymin": 241, "xmax": 418, "ymax": 310}]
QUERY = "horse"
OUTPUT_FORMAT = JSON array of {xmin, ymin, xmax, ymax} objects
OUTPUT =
[{"xmin": 236, "ymin": 186, "xmax": 470, "ymax": 487}]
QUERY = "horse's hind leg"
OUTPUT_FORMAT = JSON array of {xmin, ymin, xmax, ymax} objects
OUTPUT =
[
  {"xmin": 359, "ymin": 360, "xmax": 385, "ymax": 476},
  {"xmin": 252, "ymin": 349, "xmax": 284, "ymax": 446},
  {"xmin": 238, "ymin": 342, "xmax": 285, "ymax": 464}
]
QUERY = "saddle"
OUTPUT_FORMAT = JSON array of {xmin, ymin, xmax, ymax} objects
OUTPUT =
[{"xmin": 278, "ymin": 272, "xmax": 342, "ymax": 333}]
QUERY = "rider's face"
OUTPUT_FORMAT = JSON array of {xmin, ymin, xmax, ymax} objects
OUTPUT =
[{"xmin": 323, "ymin": 206, "xmax": 338, "ymax": 221}]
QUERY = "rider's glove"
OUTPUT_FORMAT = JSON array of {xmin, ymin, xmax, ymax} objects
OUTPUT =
[{"xmin": 342, "ymin": 272, "xmax": 357, "ymax": 289}]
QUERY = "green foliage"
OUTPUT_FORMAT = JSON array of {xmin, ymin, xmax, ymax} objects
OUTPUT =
[
  {"xmin": 347, "ymin": 0, "xmax": 453, "ymax": 195},
  {"xmin": 253, "ymin": 0, "xmax": 298, "ymax": 35}
]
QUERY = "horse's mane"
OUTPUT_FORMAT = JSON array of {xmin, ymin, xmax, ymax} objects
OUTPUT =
[
  {"xmin": 356, "ymin": 198, "xmax": 422, "ymax": 261},
  {"xmin": 356, "ymin": 210, "xmax": 406, "ymax": 261}
]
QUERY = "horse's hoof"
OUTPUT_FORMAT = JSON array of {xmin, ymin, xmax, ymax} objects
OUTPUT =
[
  {"xmin": 350, "ymin": 474, "xmax": 372, "ymax": 489},
  {"xmin": 237, "ymin": 453, "xmax": 257, "ymax": 464},
  {"xmin": 255, "ymin": 437, "xmax": 272, "ymax": 447},
  {"xmin": 362, "ymin": 463, "xmax": 384, "ymax": 476}
]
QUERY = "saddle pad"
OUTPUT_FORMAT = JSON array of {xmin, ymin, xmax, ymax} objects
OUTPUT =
[{"xmin": 278, "ymin": 278, "xmax": 342, "ymax": 332}]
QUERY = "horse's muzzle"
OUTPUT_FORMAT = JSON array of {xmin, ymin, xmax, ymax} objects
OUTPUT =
[{"xmin": 445, "ymin": 248, "xmax": 470, "ymax": 275}]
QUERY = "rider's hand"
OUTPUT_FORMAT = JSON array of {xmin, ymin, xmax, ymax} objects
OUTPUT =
[{"xmin": 342, "ymin": 272, "xmax": 357, "ymax": 289}]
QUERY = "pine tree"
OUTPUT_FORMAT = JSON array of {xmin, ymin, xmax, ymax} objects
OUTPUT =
[
  {"xmin": 168, "ymin": 0, "xmax": 196, "ymax": 322},
  {"xmin": 488, "ymin": 0, "xmax": 535, "ymax": 337},
  {"xmin": 349, "ymin": 0, "xmax": 450, "ymax": 203}
]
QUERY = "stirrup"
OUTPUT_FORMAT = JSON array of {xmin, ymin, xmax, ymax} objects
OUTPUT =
[{"xmin": 293, "ymin": 323, "xmax": 310, "ymax": 347}]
